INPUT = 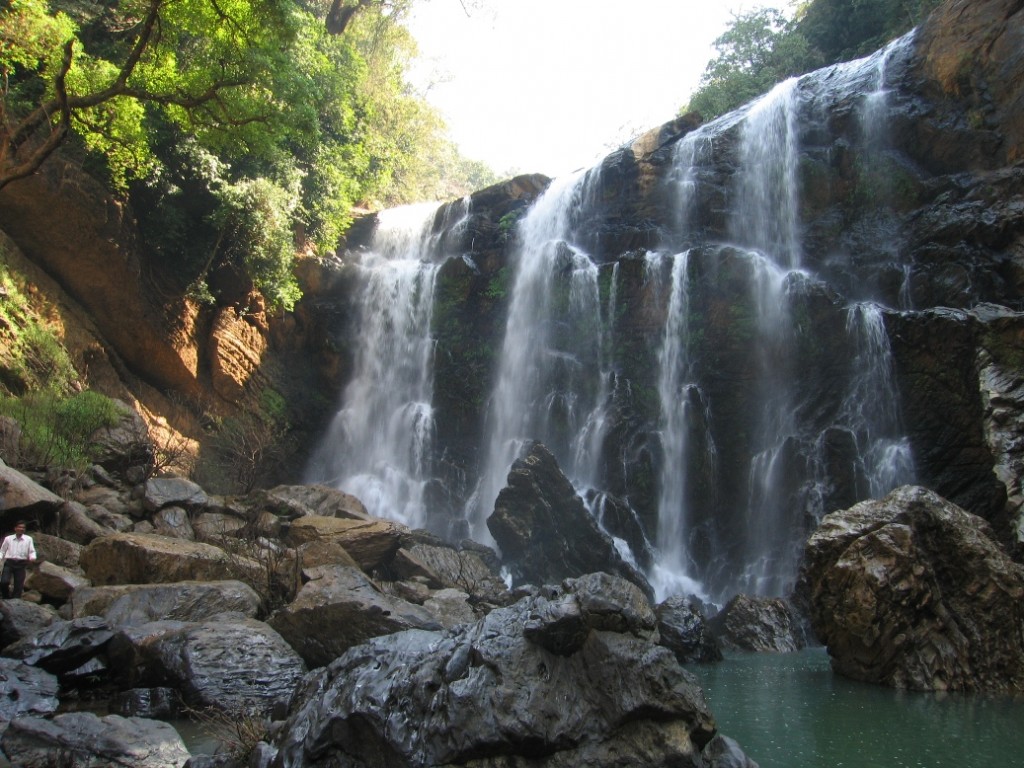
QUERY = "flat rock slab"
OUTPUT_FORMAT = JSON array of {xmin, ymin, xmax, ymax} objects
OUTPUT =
[{"xmin": 70, "ymin": 580, "xmax": 261, "ymax": 627}]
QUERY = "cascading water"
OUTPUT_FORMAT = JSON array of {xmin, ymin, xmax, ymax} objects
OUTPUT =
[
  {"xmin": 309, "ymin": 29, "xmax": 922, "ymax": 607},
  {"xmin": 467, "ymin": 170, "xmax": 609, "ymax": 542},
  {"xmin": 306, "ymin": 201, "xmax": 465, "ymax": 528}
]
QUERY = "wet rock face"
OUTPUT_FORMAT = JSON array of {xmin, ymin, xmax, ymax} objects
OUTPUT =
[
  {"xmin": 797, "ymin": 485, "xmax": 1024, "ymax": 691},
  {"xmin": 271, "ymin": 574, "xmax": 722, "ymax": 768},
  {"xmin": 488, "ymin": 442, "xmax": 653, "ymax": 597},
  {"xmin": 709, "ymin": 595, "xmax": 806, "ymax": 654}
]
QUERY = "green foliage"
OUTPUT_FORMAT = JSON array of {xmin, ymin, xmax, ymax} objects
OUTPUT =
[
  {"xmin": 0, "ymin": 390, "xmax": 123, "ymax": 471},
  {"xmin": 685, "ymin": 9, "xmax": 820, "ymax": 121},
  {"xmin": 3, "ymin": 0, "xmax": 497, "ymax": 313},
  {"xmin": 684, "ymin": 0, "xmax": 941, "ymax": 121},
  {"xmin": 796, "ymin": 0, "xmax": 943, "ymax": 63}
]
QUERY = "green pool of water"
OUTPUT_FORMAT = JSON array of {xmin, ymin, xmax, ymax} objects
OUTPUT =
[{"xmin": 690, "ymin": 647, "xmax": 1024, "ymax": 768}]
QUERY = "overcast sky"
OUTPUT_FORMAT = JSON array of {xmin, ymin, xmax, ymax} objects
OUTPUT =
[{"xmin": 405, "ymin": 0, "xmax": 784, "ymax": 179}]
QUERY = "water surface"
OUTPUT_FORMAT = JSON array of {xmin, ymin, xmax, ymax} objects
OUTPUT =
[{"xmin": 692, "ymin": 648, "xmax": 1024, "ymax": 768}]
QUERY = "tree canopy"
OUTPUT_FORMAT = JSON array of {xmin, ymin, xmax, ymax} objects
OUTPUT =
[{"xmin": 1, "ymin": 0, "xmax": 495, "ymax": 309}]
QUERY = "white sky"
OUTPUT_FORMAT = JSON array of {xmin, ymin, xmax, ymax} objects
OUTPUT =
[{"xmin": 406, "ymin": 0, "xmax": 784, "ymax": 179}]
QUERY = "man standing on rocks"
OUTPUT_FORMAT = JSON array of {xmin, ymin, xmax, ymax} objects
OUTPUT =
[{"xmin": 0, "ymin": 521, "xmax": 37, "ymax": 599}]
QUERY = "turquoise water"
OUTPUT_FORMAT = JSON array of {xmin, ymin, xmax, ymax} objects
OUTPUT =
[{"xmin": 691, "ymin": 648, "xmax": 1024, "ymax": 768}]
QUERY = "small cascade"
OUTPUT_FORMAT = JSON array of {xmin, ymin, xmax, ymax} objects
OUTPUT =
[
  {"xmin": 306, "ymin": 201, "xmax": 465, "ymax": 528},
  {"xmin": 650, "ymin": 249, "xmax": 715, "ymax": 601},
  {"xmin": 839, "ymin": 303, "xmax": 915, "ymax": 495},
  {"xmin": 730, "ymin": 78, "xmax": 802, "ymax": 269},
  {"xmin": 467, "ymin": 170, "xmax": 609, "ymax": 541}
]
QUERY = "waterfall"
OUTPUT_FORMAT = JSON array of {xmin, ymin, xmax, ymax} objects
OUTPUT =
[
  {"xmin": 840, "ymin": 303, "xmax": 914, "ymax": 496},
  {"xmin": 306, "ymin": 201, "xmax": 465, "ymax": 528},
  {"xmin": 467, "ymin": 170, "xmax": 609, "ymax": 542}
]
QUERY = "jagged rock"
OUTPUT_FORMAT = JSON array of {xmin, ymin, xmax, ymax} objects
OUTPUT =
[
  {"xmin": 5, "ymin": 616, "xmax": 113, "ymax": 676},
  {"xmin": 25, "ymin": 561, "xmax": 89, "ymax": 602},
  {"xmin": 0, "ymin": 599, "xmax": 59, "ymax": 649},
  {"xmin": 0, "ymin": 658, "xmax": 60, "ymax": 722},
  {"xmin": 109, "ymin": 617, "xmax": 306, "ymax": 714},
  {"xmin": 797, "ymin": 485, "xmax": 1024, "ymax": 691},
  {"xmin": 656, "ymin": 595, "xmax": 723, "ymax": 664},
  {"xmin": 0, "ymin": 458, "xmax": 63, "ymax": 530},
  {"xmin": 702, "ymin": 734, "xmax": 761, "ymax": 768},
  {"xmin": 80, "ymin": 532, "xmax": 261, "ymax": 586},
  {"xmin": 1, "ymin": 712, "xmax": 190, "ymax": 768},
  {"xmin": 271, "ymin": 573, "xmax": 720, "ymax": 768},
  {"xmin": 142, "ymin": 477, "xmax": 209, "ymax": 513},
  {"xmin": 152, "ymin": 505, "xmax": 196, "ymax": 540},
  {"xmin": 488, "ymin": 442, "xmax": 654, "ymax": 597},
  {"xmin": 709, "ymin": 595, "xmax": 805, "ymax": 654},
  {"xmin": 267, "ymin": 564, "xmax": 441, "ymax": 668},
  {"xmin": 285, "ymin": 516, "xmax": 403, "ymax": 572},
  {"xmin": 253, "ymin": 484, "xmax": 369, "ymax": 520},
  {"xmin": 209, "ymin": 305, "xmax": 268, "ymax": 402},
  {"xmin": 70, "ymin": 580, "xmax": 261, "ymax": 626}
]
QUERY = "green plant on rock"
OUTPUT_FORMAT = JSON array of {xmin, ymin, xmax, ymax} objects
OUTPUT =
[{"xmin": 0, "ymin": 389, "xmax": 123, "ymax": 472}]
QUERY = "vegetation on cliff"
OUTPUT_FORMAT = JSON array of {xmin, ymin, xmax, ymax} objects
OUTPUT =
[
  {"xmin": 684, "ymin": 0, "xmax": 944, "ymax": 120},
  {"xmin": 0, "ymin": 0, "xmax": 495, "ymax": 309}
]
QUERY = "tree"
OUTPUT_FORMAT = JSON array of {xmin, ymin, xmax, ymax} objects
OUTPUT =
[
  {"xmin": 795, "ymin": 0, "xmax": 943, "ymax": 64},
  {"xmin": 0, "ymin": 0, "xmax": 307, "ymax": 193},
  {"xmin": 684, "ymin": 8, "xmax": 820, "ymax": 121}
]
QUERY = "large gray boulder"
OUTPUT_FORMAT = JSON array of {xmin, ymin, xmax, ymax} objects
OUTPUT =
[
  {"xmin": 0, "ymin": 599, "xmax": 60, "ymax": 649},
  {"xmin": 70, "ymin": 580, "xmax": 262, "ymax": 626},
  {"xmin": 657, "ymin": 595, "xmax": 723, "ymax": 663},
  {"xmin": 487, "ymin": 442, "xmax": 653, "ymax": 597},
  {"xmin": 284, "ymin": 516, "xmax": 403, "ymax": 572},
  {"xmin": 797, "ymin": 485, "xmax": 1024, "ymax": 691},
  {"xmin": 252, "ymin": 484, "xmax": 369, "ymax": 520},
  {"xmin": 1, "ymin": 712, "xmax": 189, "ymax": 768},
  {"xmin": 270, "ymin": 573, "xmax": 732, "ymax": 768},
  {"xmin": 109, "ymin": 617, "xmax": 306, "ymax": 714},
  {"xmin": 4, "ymin": 616, "xmax": 114, "ymax": 677},
  {"xmin": 0, "ymin": 459, "xmax": 63, "ymax": 530},
  {"xmin": 267, "ymin": 564, "xmax": 441, "ymax": 668}
]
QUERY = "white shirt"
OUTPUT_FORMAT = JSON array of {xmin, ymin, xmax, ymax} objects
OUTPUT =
[{"xmin": 0, "ymin": 533, "xmax": 36, "ymax": 561}]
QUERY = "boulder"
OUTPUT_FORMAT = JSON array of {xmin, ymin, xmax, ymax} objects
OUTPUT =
[
  {"xmin": 4, "ymin": 616, "xmax": 114, "ymax": 677},
  {"xmin": 70, "ymin": 580, "xmax": 262, "ymax": 626},
  {"xmin": 271, "ymin": 573, "xmax": 722, "ymax": 768},
  {"xmin": 709, "ymin": 595, "xmax": 805, "ymax": 654},
  {"xmin": 391, "ymin": 540, "xmax": 509, "ymax": 605},
  {"xmin": 656, "ymin": 595, "xmax": 723, "ymax": 664},
  {"xmin": 25, "ymin": 561, "xmax": 90, "ymax": 602},
  {"xmin": 0, "ymin": 459, "xmax": 63, "ymax": 531},
  {"xmin": 192, "ymin": 509, "xmax": 247, "ymax": 540},
  {"xmin": 0, "ymin": 658, "xmax": 60, "ymax": 722},
  {"xmin": 285, "ymin": 516, "xmax": 403, "ymax": 572},
  {"xmin": 80, "ymin": 532, "xmax": 261, "ymax": 586},
  {"xmin": 152, "ymin": 505, "xmax": 196, "ymax": 540},
  {"xmin": 422, "ymin": 587, "xmax": 476, "ymax": 628},
  {"xmin": 109, "ymin": 617, "xmax": 306, "ymax": 714},
  {"xmin": 142, "ymin": 476, "xmax": 209, "ymax": 513},
  {"xmin": 488, "ymin": 442, "xmax": 653, "ymax": 597},
  {"xmin": 32, "ymin": 532, "xmax": 84, "ymax": 570},
  {"xmin": 0, "ymin": 599, "xmax": 59, "ymax": 649},
  {"xmin": 295, "ymin": 538, "xmax": 361, "ymax": 572},
  {"xmin": 252, "ymin": 484, "xmax": 369, "ymax": 520},
  {"xmin": 1, "ymin": 712, "xmax": 190, "ymax": 768},
  {"xmin": 267, "ymin": 564, "xmax": 441, "ymax": 668},
  {"xmin": 797, "ymin": 485, "xmax": 1024, "ymax": 691},
  {"xmin": 58, "ymin": 500, "xmax": 111, "ymax": 544}
]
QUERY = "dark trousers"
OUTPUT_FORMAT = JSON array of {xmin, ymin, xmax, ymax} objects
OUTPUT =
[{"xmin": 0, "ymin": 559, "xmax": 29, "ymax": 599}]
